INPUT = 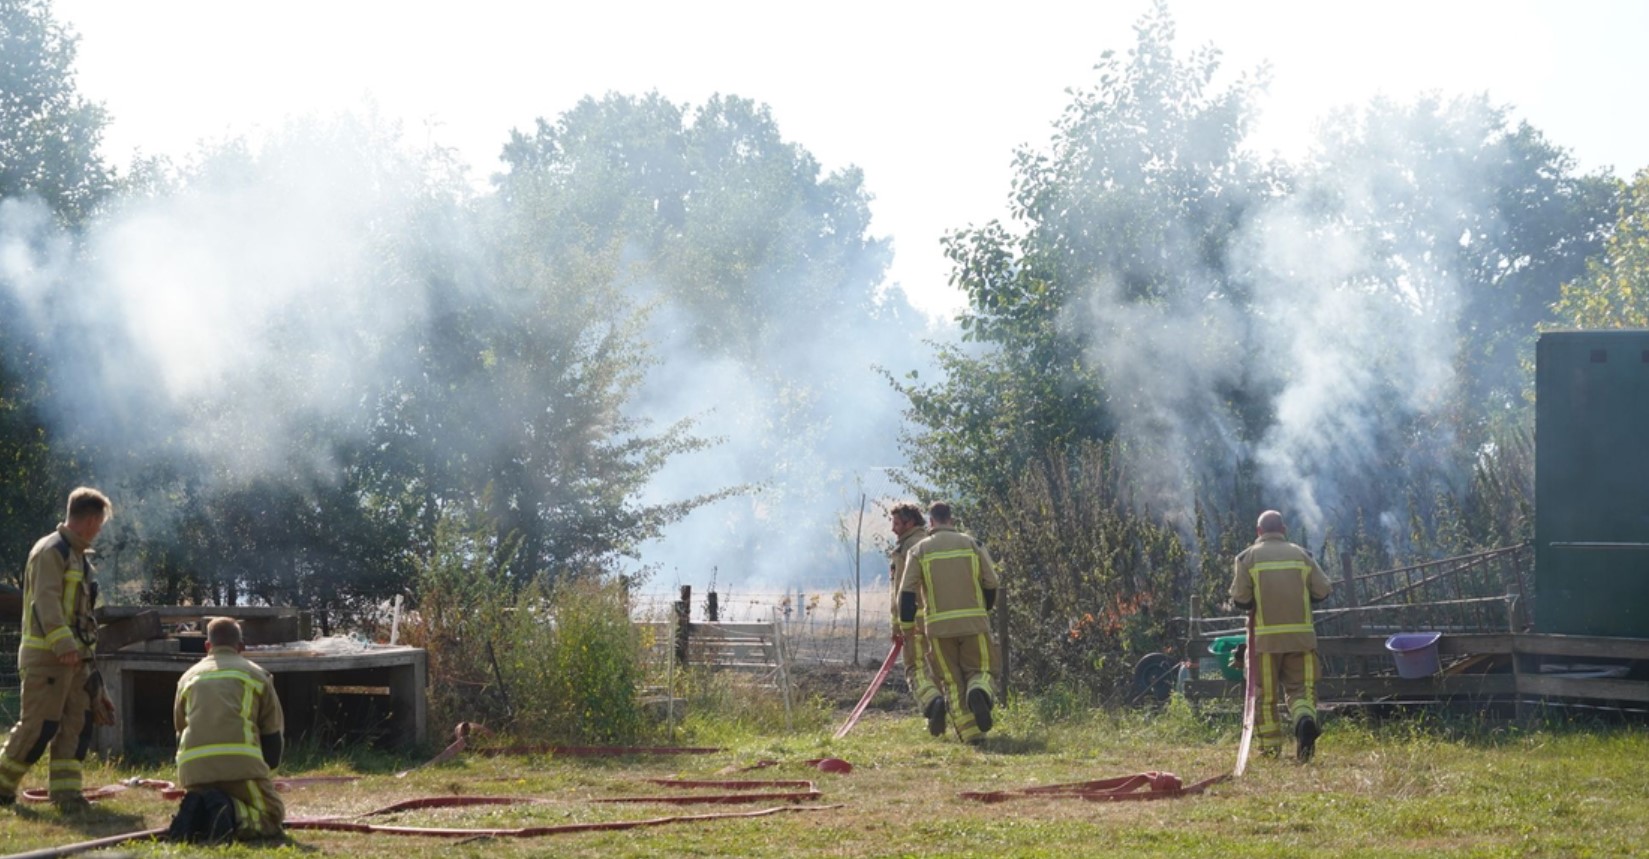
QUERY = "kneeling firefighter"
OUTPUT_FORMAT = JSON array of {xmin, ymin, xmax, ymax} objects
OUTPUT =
[{"xmin": 169, "ymin": 617, "xmax": 286, "ymax": 842}]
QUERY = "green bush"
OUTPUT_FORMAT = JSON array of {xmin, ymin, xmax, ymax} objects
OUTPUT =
[
  {"xmin": 405, "ymin": 503, "xmax": 646, "ymax": 745},
  {"xmin": 505, "ymin": 578, "xmax": 645, "ymax": 745}
]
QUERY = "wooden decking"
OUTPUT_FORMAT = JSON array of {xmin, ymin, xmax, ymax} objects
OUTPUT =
[{"xmin": 1182, "ymin": 632, "xmax": 1649, "ymax": 708}]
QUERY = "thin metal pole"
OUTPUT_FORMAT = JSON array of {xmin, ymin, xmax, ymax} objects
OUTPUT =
[{"xmin": 853, "ymin": 492, "xmax": 865, "ymax": 665}]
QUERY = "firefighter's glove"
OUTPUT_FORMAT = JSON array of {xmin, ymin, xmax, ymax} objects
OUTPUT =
[
  {"xmin": 93, "ymin": 689, "xmax": 116, "ymax": 726},
  {"xmin": 1229, "ymin": 643, "xmax": 1247, "ymax": 672},
  {"xmin": 87, "ymin": 671, "xmax": 116, "ymax": 726}
]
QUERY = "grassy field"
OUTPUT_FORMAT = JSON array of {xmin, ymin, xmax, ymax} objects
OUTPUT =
[{"xmin": 1, "ymin": 700, "xmax": 1646, "ymax": 858}]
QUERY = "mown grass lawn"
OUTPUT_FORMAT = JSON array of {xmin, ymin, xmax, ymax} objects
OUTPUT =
[{"xmin": 2, "ymin": 702, "xmax": 1646, "ymax": 858}]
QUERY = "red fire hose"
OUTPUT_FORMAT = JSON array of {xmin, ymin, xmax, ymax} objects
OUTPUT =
[
  {"xmin": 285, "ymin": 802, "xmax": 841, "ymax": 838},
  {"xmin": 1233, "ymin": 614, "xmax": 1258, "ymax": 777},
  {"xmin": 396, "ymin": 722, "xmax": 722, "ymax": 777},
  {"xmin": 958, "ymin": 771, "xmax": 1228, "ymax": 804},
  {"xmin": 833, "ymin": 639, "xmax": 903, "ymax": 739}
]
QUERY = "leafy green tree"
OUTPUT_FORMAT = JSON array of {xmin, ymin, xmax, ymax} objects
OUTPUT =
[
  {"xmin": 1552, "ymin": 170, "xmax": 1649, "ymax": 327},
  {"xmin": 896, "ymin": 0, "xmax": 1275, "ymax": 511},
  {"xmin": 498, "ymin": 92, "xmax": 913, "ymax": 584},
  {"xmin": 0, "ymin": 0, "xmax": 111, "ymax": 225},
  {"xmin": 0, "ymin": 0, "xmax": 112, "ymax": 581}
]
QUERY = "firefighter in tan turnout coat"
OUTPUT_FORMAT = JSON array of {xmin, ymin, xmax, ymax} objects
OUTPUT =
[
  {"xmin": 0, "ymin": 487, "xmax": 115, "ymax": 811},
  {"xmin": 171, "ymin": 617, "xmax": 286, "ymax": 840},
  {"xmin": 888, "ymin": 503, "xmax": 942, "ymax": 731},
  {"xmin": 900, "ymin": 502, "xmax": 999, "ymax": 742},
  {"xmin": 1230, "ymin": 509, "xmax": 1332, "ymax": 761}
]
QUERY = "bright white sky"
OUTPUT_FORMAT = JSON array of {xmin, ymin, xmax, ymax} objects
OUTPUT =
[{"xmin": 52, "ymin": 0, "xmax": 1649, "ymax": 320}]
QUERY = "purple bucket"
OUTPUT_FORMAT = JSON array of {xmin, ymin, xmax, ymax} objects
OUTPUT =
[{"xmin": 1385, "ymin": 631, "xmax": 1442, "ymax": 678}]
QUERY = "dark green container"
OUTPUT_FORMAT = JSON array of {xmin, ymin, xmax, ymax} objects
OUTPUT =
[{"xmin": 1535, "ymin": 331, "xmax": 1649, "ymax": 637}]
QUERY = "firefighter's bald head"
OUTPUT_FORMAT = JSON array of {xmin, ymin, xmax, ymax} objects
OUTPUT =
[{"xmin": 1256, "ymin": 510, "xmax": 1286, "ymax": 536}]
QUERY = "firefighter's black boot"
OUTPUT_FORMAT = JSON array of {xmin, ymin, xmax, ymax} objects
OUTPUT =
[
  {"xmin": 968, "ymin": 688, "xmax": 993, "ymax": 734},
  {"xmin": 925, "ymin": 698, "xmax": 946, "ymax": 737},
  {"xmin": 1295, "ymin": 715, "xmax": 1319, "ymax": 763}
]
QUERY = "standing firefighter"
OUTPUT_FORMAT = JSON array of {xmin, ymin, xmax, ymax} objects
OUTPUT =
[
  {"xmin": 0, "ymin": 487, "xmax": 115, "ymax": 811},
  {"xmin": 888, "ymin": 503, "xmax": 942, "ymax": 733},
  {"xmin": 900, "ymin": 502, "xmax": 999, "ymax": 742},
  {"xmin": 168, "ymin": 617, "xmax": 286, "ymax": 842},
  {"xmin": 1230, "ymin": 509, "xmax": 1331, "ymax": 761}
]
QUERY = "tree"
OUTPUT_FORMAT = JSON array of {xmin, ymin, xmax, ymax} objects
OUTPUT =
[
  {"xmin": 0, "ymin": 0, "xmax": 112, "ymax": 581},
  {"xmin": 897, "ymin": 0, "xmax": 1276, "ymax": 515},
  {"xmin": 498, "ymin": 92, "xmax": 916, "ymax": 586},
  {"xmin": 0, "ymin": 0, "xmax": 112, "ymax": 225},
  {"xmin": 1552, "ymin": 170, "xmax": 1649, "ymax": 328}
]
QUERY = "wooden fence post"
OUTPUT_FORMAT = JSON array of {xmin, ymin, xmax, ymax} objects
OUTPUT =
[
  {"xmin": 675, "ymin": 585, "xmax": 692, "ymax": 666},
  {"xmin": 994, "ymin": 581, "xmax": 1010, "ymax": 702},
  {"xmin": 1340, "ymin": 550, "xmax": 1362, "ymax": 675}
]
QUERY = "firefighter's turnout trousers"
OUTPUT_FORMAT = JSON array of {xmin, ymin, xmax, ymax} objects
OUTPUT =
[
  {"xmin": 891, "ymin": 529, "xmax": 941, "ymax": 711},
  {"xmin": 0, "ymin": 664, "xmax": 93, "ymax": 800},
  {"xmin": 187, "ymin": 778, "xmax": 285, "ymax": 838},
  {"xmin": 930, "ymin": 633, "xmax": 994, "ymax": 740},
  {"xmin": 900, "ymin": 620, "xmax": 942, "ymax": 711},
  {"xmin": 1256, "ymin": 651, "xmax": 1317, "ymax": 752},
  {"xmin": 1, "ymin": 526, "xmax": 100, "ymax": 802}
]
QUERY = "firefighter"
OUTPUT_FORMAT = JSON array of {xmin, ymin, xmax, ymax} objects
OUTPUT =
[
  {"xmin": 0, "ymin": 487, "xmax": 115, "ymax": 811},
  {"xmin": 1230, "ymin": 509, "xmax": 1332, "ymax": 761},
  {"xmin": 888, "ymin": 503, "xmax": 943, "ymax": 734},
  {"xmin": 168, "ymin": 617, "xmax": 286, "ymax": 841},
  {"xmin": 899, "ymin": 501, "xmax": 998, "ymax": 742}
]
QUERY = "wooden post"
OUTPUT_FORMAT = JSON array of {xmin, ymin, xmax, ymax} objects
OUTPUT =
[
  {"xmin": 1340, "ymin": 550, "xmax": 1363, "ymax": 676},
  {"xmin": 675, "ymin": 585, "xmax": 691, "ymax": 666},
  {"xmin": 1508, "ymin": 593, "xmax": 1528, "ymax": 726},
  {"xmin": 1188, "ymin": 595, "xmax": 1201, "ymax": 681},
  {"xmin": 994, "ymin": 580, "xmax": 1010, "ymax": 702},
  {"xmin": 771, "ymin": 606, "xmax": 793, "ymax": 731},
  {"xmin": 706, "ymin": 590, "xmax": 719, "ymax": 623},
  {"xmin": 1507, "ymin": 548, "xmax": 1531, "ymax": 631}
]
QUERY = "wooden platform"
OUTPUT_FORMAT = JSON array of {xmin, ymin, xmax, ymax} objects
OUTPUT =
[{"xmin": 1182, "ymin": 633, "xmax": 1649, "ymax": 709}]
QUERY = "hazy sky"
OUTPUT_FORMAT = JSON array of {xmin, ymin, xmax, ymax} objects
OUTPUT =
[{"xmin": 52, "ymin": 0, "xmax": 1649, "ymax": 320}]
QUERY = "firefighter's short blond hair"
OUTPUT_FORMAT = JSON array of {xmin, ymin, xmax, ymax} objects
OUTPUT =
[
  {"xmin": 207, "ymin": 617, "xmax": 244, "ymax": 649},
  {"xmin": 66, "ymin": 487, "xmax": 113, "ymax": 523}
]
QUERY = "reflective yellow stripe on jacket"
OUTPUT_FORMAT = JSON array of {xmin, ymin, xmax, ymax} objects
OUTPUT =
[
  {"xmin": 21, "ymin": 567, "xmax": 81, "ymax": 653},
  {"xmin": 1248, "ymin": 560, "xmax": 1314, "ymax": 636}
]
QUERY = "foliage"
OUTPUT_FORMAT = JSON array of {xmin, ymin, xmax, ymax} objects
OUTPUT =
[
  {"xmin": 0, "ymin": 0, "xmax": 112, "ymax": 226},
  {"xmin": 1552, "ymin": 169, "xmax": 1649, "ymax": 328},
  {"xmin": 886, "ymin": 3, "xmax": 1617, "ymax": 701},
  {"xmin": 0, "ymin": 0, "xmax": 109, "ymax": 581},
  {"xmin": 405, "ymin": 503, "xmax": 647, "ymax": 745},
  {"xmin": 981, "ymin": 441, "xmax": 1190, "ymax": 695},
  {"xmin": 507, "ymin": 577, "xmax": 648, "ymax": 745},
  {"xmin": 399, "ymin": 500, "xmax": 519, "ymax": 735}
]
